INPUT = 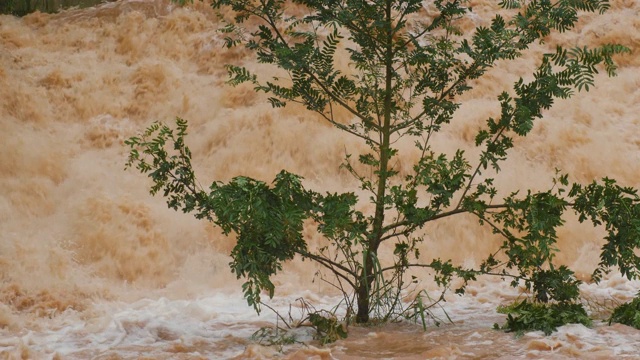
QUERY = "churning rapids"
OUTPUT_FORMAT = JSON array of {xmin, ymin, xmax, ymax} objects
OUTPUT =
[{"xmin": 1, "ymin": 0, "xmax": 640, "ymax": 358}]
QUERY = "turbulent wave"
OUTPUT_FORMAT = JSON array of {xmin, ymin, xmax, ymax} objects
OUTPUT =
[{"xmin": 1, "ymin": 0, "xmax": 639, "ymax": 358}]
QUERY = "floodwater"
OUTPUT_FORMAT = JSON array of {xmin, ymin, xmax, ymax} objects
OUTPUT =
[{"xmin": 1, "ymin": 0, "xmax": 639, "ymax": 358}]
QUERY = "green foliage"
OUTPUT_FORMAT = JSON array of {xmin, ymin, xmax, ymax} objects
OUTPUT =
[
  {"xmin": 570, "ymin": 179, "xmax": 640, "ymax": 281},
  {"xmin": 495, "ymin": 300, "xmax": 592, "ymax": 336},
  {"xmin": 254, "ymin": 297, "xmax": 348, "ymax": 346},
  {"xmin": 251, "ymin": 327, "xmax": 298, "ymax": 352},
  {"xmin": 0, "ymin": 0, "xmax": 17, "ymax": 15},
  {"xmin": 219, "ymin": 173, "xmax": 312, "ymax": 310},
  {"xmin": 308, "ymin": 312, "xmax": 348, "ymax": 344},
  {"xmin": 609, "ymin": 294, "xmax": 640, "ymax": 329},
  {"xmin": 404, "ymin": 289, "xmax": 453, "ymax": 330},
  {"xmin": 0, "ymin": 0, "xmax": 111, "ymax": 16},
  {"xmin": 529, "ymin": 267, "xmax": 581, "ymax": 303},
  {"xmin": 127, "ymin": 0, "xmax": 636, "ymax": 339},
  {"xmin": 125, "ymin": 119, "xmax": 314, "ymax": 312}
]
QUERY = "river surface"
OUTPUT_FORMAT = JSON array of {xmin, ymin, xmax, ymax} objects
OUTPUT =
[{"xmin": 1, "ymin": 0, "xmax": 640, "ymax": 358}]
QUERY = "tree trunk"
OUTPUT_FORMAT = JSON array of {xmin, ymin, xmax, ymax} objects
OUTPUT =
[
  {"xmin": 355, "ymin": 0, "xmax": 394, "ymax": 324},
  {"xmin": 355, "ymin": 278, "xmax": 371, "ymax": 323}
]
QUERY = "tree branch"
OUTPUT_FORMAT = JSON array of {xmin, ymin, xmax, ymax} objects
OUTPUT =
[
  {"xmin": 379, "ymin": 262, "xmax": 523, "ymax": 282},
  {"xmin": 454, "ymin": 127, "xmax": 507, "ymax": 210},
  {"xmin": 297, "ymin": 250, "xmax": 357, "ymax": 288},
  {"xmin": 380, "ymin": 203, "xmax": 510, "ymax": 238},
  {"xmin": 261, "ymin": 10, "xmax": 381, "ymax": 133}
]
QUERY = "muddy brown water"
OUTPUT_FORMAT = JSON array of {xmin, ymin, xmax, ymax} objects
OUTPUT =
[{"xmin": 1, "ymin": 0, "xmax": 640, "ymax": 358}]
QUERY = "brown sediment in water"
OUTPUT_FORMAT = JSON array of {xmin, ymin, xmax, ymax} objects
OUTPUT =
[{"xmin": 1, "ymin": 0, "xmax": 640, "ymax": 358}]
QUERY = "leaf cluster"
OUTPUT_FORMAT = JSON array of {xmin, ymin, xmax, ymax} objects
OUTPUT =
[
  {"xmin": 126, "ymin": 119, "xmax": 313, "ymax": 311},
  {"xmin": 308, "ymin": 312, "xmax": 348, "ymax": 344},
  {"xmin": 608, "ymin": 294, "xmax": 640, "ymax": 329},
  {"xmin": 570, "ymin": 179, "xmax": 640, "ymax": 281},
  {"xmin": 126, "ymin": 119, "xmax": 373, "ymax": 312},
  {"xmin": 250, "ymin": 327, "xmax": 299, "ymax": 352},
  {"xmin": 495, "ymin": 300, "xmax": 592, "ymax": 336}
]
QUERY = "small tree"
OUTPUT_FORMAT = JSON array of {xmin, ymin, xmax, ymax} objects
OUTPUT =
[{"xmin": 126, "ymin": 0, "xmax": 637, "ymax": 331}]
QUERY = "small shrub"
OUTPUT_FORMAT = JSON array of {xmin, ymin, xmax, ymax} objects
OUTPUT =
[
  {"xmin": 495, "ymin": 300, "xmax": 592, "ymax": 336},
  {"xmin": 308, "ymin": 311, "xmax": 348, "ymax": 344},
  {"xmin": 608, "ymin": 295, "xmax": 640, "ymax": 329},
  {"xmin": 251, "ymin": 327, "xmax": 298, "ymax": 352}
]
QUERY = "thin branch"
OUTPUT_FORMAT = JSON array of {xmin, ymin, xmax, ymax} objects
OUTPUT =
[
  {"xmin": 262, "ymin": 11, "xmax": 380, "ymax": 133},
  {"xmin": 314, "ymin": 107, "xmax": 380, "ymax": 145},
  {"xmin": 378, "ymin": 263, "xmax": 524, "ymax": 282},
  {"xmin": 298, "ymin": 250, "xmax": 357, "ymax": 288},
  {"xmin": 390, "ymin": 66, "xmax": 474, "ymax": 134},
  {"xmin": 391, "ymin": 18, "xmax": 535, "ymax": 135},
  {"xmin": 335, "ymin": 1, "xmax": 386, "ymax": 60},
  {"xmin": 454, "ymin": 127, "xmax": 507, "ymax": 210},
  {"xmin": 259, "ymin": 301, "xmax": 293, "ymax": 329},
  {"xmin": 380, "ymin": 203, "xmax": 510, "ymax": 236}
]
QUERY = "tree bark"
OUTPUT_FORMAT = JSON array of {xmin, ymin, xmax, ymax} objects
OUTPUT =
[{"xmin": 355, "ymin": 0, "xmax": 394, "ymax": 324}]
